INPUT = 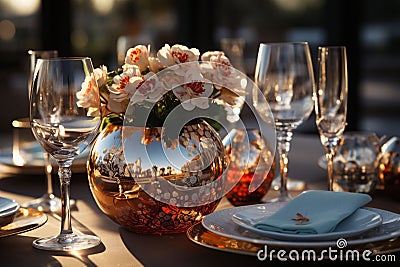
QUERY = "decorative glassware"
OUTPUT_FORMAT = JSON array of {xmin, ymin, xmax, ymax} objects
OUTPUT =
[
  {"xmin": 314, "ymin": 46, "xmax": 348, "ymax": 191},
  {"xmin": 220, "ymin": 37, "xmax": 246, "ymax": 74},
  {"xmin": 222, "ymin": 128, "xmax": 275, "ymax": 206},
  {"xmin": 332, "ymin": 132, "xmax": 381, "ymax": 193},
  {"xmin": 87, "ymin": 120, "xmax": 226, "ymax": 234},
  {"xmin": 21, "ymin": 50, "xmax": 64, "ymax": 213},
  {"xmin": 30, "ymin": 57, "xmax": 101, "ymax": 251},
  {"xmin": 376, "ymin": 136, "xmax": 400, "ymax": 199},
  {"xmin": 254, "ymin": 42, "xmax": 314, "ymax": 202}
]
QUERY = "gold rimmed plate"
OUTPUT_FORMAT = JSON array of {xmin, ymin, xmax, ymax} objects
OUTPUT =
[
  {"xmin": 187, "ymin": 221, "xmax": 263, "ymax": 256},
  {"xmin": 200, "ymin": 203, "xmax": 400, "ymax": 248},
  {"xmin": 187, "ymin": 221, "xmax": 400, "ymax": 257},
  {"xmin": 188, "ymin": 203, "xmax": 400, "ymax": 257},
  {"xmin": 0, "ymin": 208, "xmax": 47, "ymax": 238}
]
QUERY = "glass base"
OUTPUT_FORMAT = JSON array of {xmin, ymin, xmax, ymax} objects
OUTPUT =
[
  {"xmin": 22, "ymin": 194, "xmax": 76, "ymax": 213},
  {"xmin": 266, "ymin": 193, "xmax": 292, "ymax": 203},
  {"xmin": 271, "ymin": 176, "xmax": 306, "ymax": 191},
  {"xmin": 32, "ymin": 233, "xmax": 101, "ymax": 251}
]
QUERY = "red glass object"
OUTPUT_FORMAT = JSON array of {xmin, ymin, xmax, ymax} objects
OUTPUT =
[
  {"xmin": 223, "ymin": 128, "xmax": 276, "ymax": 206},
  {"xmin": 225, "ymin": 168, "xmax": 274, "ymax": 206}
]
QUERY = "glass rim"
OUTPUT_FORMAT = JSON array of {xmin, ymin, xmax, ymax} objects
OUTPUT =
[
  {"xmin": 259, "ymin": 41, "xmax": 309, "ymax": 47},
  {"xmin": 28, "ymin": 49, "xmax": 58, "ymax": 54},
  {"xmin": 36, "ymin": 56, "xmax": 92, "ymax": 61},
  {"xmin": 318, "ymin": 45, "xmax": 346, "ymax": 50}
]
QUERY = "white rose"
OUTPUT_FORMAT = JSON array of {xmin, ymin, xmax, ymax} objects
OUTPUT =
[
  {"xmin": 109, "ymin": 67, "xmax": 141, "ymax": 102},
  {"xmin": 125, "ymin": 45, "xmax": 150, "ymax": 72}
]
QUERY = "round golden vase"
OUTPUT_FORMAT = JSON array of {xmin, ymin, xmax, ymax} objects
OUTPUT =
[{"xmin": 87, "ymin": 120, "xmax": 227, "ymax": 234}]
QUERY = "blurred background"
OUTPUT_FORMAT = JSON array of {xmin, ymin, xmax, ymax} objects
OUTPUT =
[{"xmin": 0, "ymin": 0, "xmax": 399, "ymax": 142}]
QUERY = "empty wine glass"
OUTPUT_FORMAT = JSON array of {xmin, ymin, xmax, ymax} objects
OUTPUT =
[
  {"xmin": 30, "ymin": 57, "xmax": 101, "ymax": 251},
  {"xmin": 220, "ymin": 37, "xmax": 246, "ymax": 74},
  {"xmin": 253, "ymin": 42, "xmax": 314, "ymax": 202},
  {"xmin": 21, "ymin": 49, "xmax": 65, "ymax": 213},
  {"xmin": 314, "ymin": 46, "xmax": 348, "ymax": 191}
]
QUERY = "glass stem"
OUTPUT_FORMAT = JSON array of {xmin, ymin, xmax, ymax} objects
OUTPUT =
[
  {"xmin": 276, "ymin": 130, "xmax": 293, "ymax": 198},
  {"xmin": 44, "ymin": 152, "xmax": 54, "ymax": 196},
  {"xmin": 324, "ymin": 137, "xmax": 339, "ymax": 191},
  {"xmin": 58, "ymin": 161, "xmax": 73, "ymax": 236},
  {"xmin": 326, "ymin": 151, "xmax": 334, "ymax": 191}
]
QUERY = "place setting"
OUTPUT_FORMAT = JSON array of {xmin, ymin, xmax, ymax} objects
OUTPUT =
[
  {"xmin": 185, "ymin": 42, "xmax": 400, "ymax": 258},
  {"xmin": 187, "ymin": 190, "xmax": 400, "ymax": 256}
]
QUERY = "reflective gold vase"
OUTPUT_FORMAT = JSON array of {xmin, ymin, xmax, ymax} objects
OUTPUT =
[{"xmin": 87, "ymin": 120, "xmax": 227, "ymax": 234}]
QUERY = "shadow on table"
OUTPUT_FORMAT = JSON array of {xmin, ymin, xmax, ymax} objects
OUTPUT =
[
  {"xmin": 0, "ymin": 235, "xmax": 106, "ymax": 266},
  {"xmin": 119, "ymin": 228, "xmax": 266, "ymax": 267}
]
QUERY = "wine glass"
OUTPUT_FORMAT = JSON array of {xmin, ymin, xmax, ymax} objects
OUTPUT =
[
  {"xmin": 21, "ymin": 49, "xmax": 66, "ymax": 213},
  {"xmin": 314, "ymin": 46, "xmax": 348, "ymax": 191},
  {"xmin": 220, "ymin": 37, "xmax": 246, "ymax": 74},
  {"xmin": 253, "ymin": 42, "xmax": 315, "ymax": 202},
  {"xmin": 30, "ymin": 57, "xmax": 101, "ymax": 251}
]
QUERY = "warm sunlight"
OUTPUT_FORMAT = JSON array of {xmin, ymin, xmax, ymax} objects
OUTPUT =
[{"xmin": 0, "ymin": 0, "xmax": 40, "ymax": 16}]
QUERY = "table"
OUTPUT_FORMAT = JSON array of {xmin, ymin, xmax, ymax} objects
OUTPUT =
[{"xmin": 0, "ymin": 133, "xmax": 399, "ymax": 266}]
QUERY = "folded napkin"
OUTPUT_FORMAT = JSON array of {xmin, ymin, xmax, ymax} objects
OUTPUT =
[{"xmin": 254, "ymin": 190, "xmax": 372, "ymax": 234}]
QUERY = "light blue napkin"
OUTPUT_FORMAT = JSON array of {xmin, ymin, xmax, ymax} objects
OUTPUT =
[{"xmin": 254, "ymin": 190, "xmax": 372, "ymax": 234}]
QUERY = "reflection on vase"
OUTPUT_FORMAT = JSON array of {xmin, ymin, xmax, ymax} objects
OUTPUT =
[
  {"xmin": 223, "ymin": 128, "xmax": 275, "ymax": 206},
  {"xmin": 87, "ymin": 120, "xmax": 227, "ymax": 234}
]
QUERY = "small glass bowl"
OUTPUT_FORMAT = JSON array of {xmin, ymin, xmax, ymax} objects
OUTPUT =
[{"xmin": 332, "ymin": 132, "xmax": 382, "ymax": 194}]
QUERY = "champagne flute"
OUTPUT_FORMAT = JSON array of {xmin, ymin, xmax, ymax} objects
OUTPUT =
[
  {"xmin": 30, "ymin": 57, "xmax": 101, "ymax": 251},
  {"xmin": 254, "ymin": 42, "xmax": 314, "ymax": 202},
  {"xmin": 314, "ymin": 46, "xmax": 348, "ymax": 191}
]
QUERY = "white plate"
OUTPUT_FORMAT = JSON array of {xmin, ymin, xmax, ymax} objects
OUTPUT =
[
  {"xmin": 0, "ymin": 197, "xmax": 20, "ymax": 227},
  {"xmin": 0, "ymin": 141, "xmax": 89, "ymax": 174},
  {"xmin": 231, "ymin": 206, "xmax": 382, "ymax": 241},
  {"xmin": 201, "ymin": 203, "xmax": 400, "ymax": 248}
]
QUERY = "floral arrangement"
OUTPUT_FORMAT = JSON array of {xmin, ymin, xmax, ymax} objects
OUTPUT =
[{"xmin": 78, "ymin": 43, "xmax": 246, "ymax": 128}]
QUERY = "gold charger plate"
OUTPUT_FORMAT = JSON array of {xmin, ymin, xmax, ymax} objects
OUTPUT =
[
  {"xmin": 0, "ymin": 208, "xmax": 47, "ymax": 237},
  {"xmin": 187, "ymin": 221, "xmax": 263, "ymax": 256},
  {"xmin": 187, "ymin": 222, "xmax": 400, "ymax": 257}
]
